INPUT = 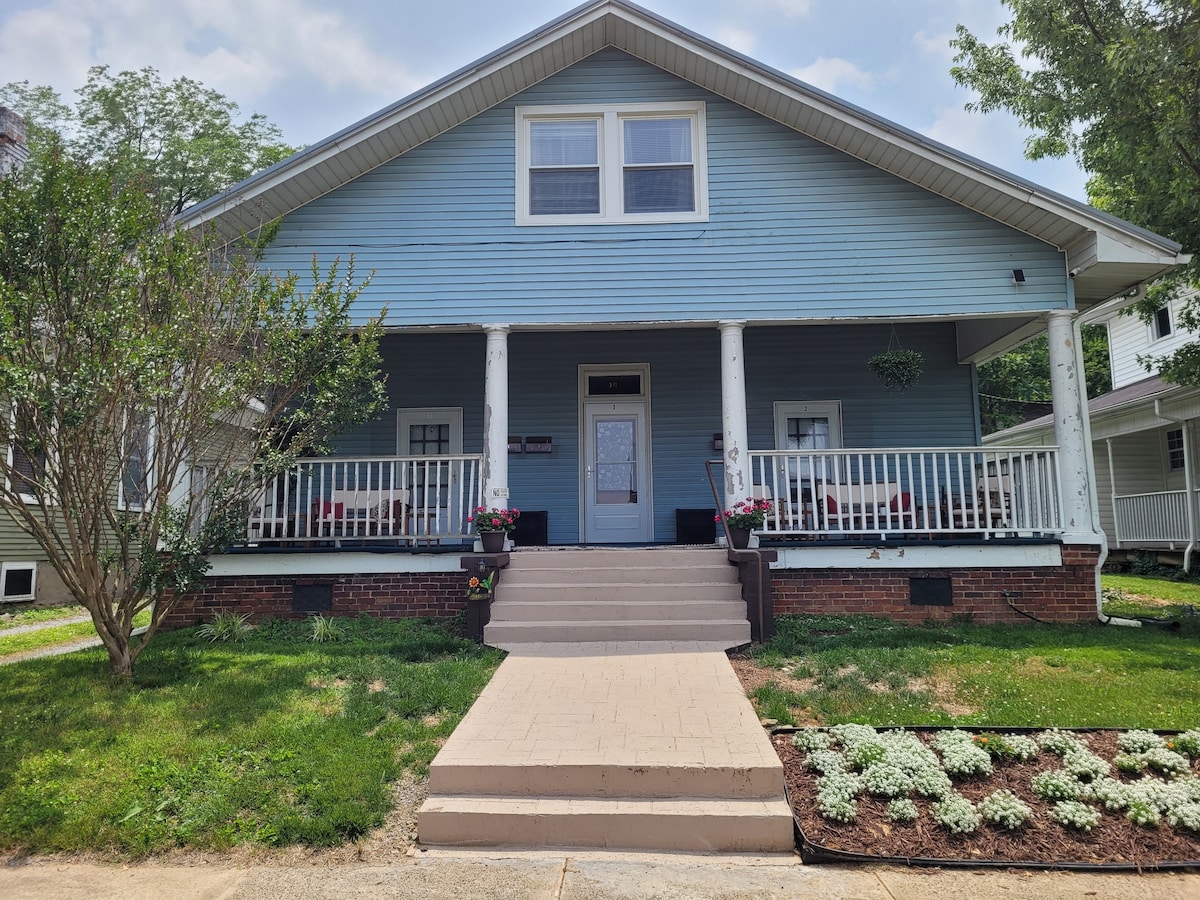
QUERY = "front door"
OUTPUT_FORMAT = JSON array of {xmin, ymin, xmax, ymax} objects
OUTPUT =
[{"xmin": 583, "ymin": 399, "xmax": 652, "ymax": 543}]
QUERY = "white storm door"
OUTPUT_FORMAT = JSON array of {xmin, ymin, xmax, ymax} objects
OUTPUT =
[{"xmin": 583, "ymin": 400, "xmax": 651, "ymax": 543}]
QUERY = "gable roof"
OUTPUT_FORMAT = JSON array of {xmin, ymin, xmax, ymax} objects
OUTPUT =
[{"xmin": 178, "ymin": 0, "xmax": 1187, "ymax": 306}]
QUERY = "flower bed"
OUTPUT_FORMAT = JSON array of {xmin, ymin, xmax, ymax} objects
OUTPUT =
[{"xmin": 774, "ymin": 726, "xmax": 1200, "ymax": 869}]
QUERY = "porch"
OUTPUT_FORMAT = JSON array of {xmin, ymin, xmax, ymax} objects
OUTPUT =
[{"xmin": 235, "ymin": 445, "xmax": 1065, "ymax": 549}]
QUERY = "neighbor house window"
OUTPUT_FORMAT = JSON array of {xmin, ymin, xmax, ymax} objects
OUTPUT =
[
  {"xmin": 1154, "ymin": 306, "xmax": 1173, "ymax": 340},
  {"xmin": 1168, "ymin": 428, "xmax": 1185, "ymax": 471},
  {"xmin": 516, "ymin": 102, "xmax": 708, "ymax": 225},
  {"xmin": 6, "ymin": 405, "xmax": 46, "ymax": 504},
  {"xmin": 119, "ymin": 410, "xmax": 154, "ymax": 510}
]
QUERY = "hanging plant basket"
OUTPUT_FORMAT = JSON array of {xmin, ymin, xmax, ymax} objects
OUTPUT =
[{"xmin": 868, "ymin": 327, "xmax": 924, "ymax": 391}]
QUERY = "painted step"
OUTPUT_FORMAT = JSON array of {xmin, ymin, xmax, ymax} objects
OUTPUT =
[
  {"xmin": 501, "ymin": 565, "xmax": 739, "ymax": 586},
  {"xmin": 495, "ymin": 583, "xmax": 741, "ymax": 603},
  {"xmin": 417, "ymin": 795, "xmax": 795, "ymax": 852},
  {"xmin": 507, "ymin": 549, "xmax": 726, "ymax": 570},
  {"xmin": 489, "ymin": 598, "xmax": 747, "ymax": 622},
  {"xmin": 483, "ymin": 618, "xmax": 751, "ymax": 646},
  {"xmin": 427, "ymin": 758, "xmax": 783, "ymax": 799}
]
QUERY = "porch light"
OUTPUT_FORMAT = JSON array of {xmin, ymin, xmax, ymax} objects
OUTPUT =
[{"xmin": 1011, "ymin": 269, "xmax": 1026, "ymax": 284}]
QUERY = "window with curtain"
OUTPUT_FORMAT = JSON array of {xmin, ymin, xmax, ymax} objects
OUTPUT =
[{"xmin": 516, "ymin": 102, "xmax": 707, "ymax": 224}]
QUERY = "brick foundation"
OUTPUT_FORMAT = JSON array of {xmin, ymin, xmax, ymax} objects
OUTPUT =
[
  {"xmin": 162, "ymin": 573, "xmax": 466, "ymax": 629},
  {"xmin": 771, "ymin": 545, "xmax": 1101, "ymax": 624}
]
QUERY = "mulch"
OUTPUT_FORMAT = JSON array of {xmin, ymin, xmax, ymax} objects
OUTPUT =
[{"xmin": 773, "ymin": 730, "xmax": 1200, "ymax": 868}]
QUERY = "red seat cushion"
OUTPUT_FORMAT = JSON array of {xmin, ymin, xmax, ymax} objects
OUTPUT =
[
  {"xmin": 321, "ymin": 501, "xmax": 345, "ymax": 519},
  {"xmin": 826, "ymin": 495, "xmax": 839, "ymax": 515},
  {"xmin": 890, "ymin": 492, "xmax": 912, "ymax": 512}
]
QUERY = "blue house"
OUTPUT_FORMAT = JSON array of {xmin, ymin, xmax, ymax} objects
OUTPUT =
[{"xmin": 168, "ymin": 0, "xmax": 1186, "ymax": 633}]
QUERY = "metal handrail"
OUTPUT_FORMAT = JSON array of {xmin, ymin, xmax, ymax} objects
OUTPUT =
[{"xmin": 706, "ymin": 458, "xmax": 768, "ymax": 644}]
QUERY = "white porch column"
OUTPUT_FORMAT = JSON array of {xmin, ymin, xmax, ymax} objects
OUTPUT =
[
  {"xmin": 719, "ymin": 320, "xmax": 751, "ymax": 503},
  {"xmin": 482, "ymin": 324, "xmax": 510, "ymax": 509},
  {"xmin": 1047, "ymin": 309, "xmax": 1098, "ymax": 541}
]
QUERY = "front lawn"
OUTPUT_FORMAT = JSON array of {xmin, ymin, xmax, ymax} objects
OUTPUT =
[
  {"xmin": 0, "ymin": 616, "xmax": 502, "ymax": 855},
  {"xmin": 742, "ymin": 614, "xmax": 1200, "ymax": 728},
  {"xmin": 0, "ymin": 609, "xmax": 152, "ymax": 659}
]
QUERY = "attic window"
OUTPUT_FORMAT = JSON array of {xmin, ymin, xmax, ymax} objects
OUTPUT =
[
  {"xmin": 1154, "ymin": 306, "xmax": 1173, "ymax": 340},
  {"xmin": 516, "ymin": 102, "xmax": 708, "ymax": 225}
]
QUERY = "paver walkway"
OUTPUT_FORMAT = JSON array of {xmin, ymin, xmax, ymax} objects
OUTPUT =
[{"xmin": 419, "ymin": 641, "xmax": 794, "ymax": 851}]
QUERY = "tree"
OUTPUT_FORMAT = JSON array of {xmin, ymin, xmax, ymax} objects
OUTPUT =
[
  {"xmin": 0, "ymin": 145, "xmax": 386, "ymax": 676},
  {"xmin": 951, "ymin": 0, "xmax": 1200, "ymax": 381},
  {"xmin": 977, "ymin": 326, "xmax": 1111, "ymax": 434},
  {"xmin": 1, "ymin": 66, "xmax": 296, "ymax": 217}
]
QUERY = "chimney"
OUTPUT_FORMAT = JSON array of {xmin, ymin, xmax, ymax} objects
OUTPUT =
[{"xmin": 0, "ymin": 107, "xmax": 29, "ymax": 174}]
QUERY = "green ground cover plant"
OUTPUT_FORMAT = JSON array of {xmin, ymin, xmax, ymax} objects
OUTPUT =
[
  {"xmin": 748, "ymin": 614, "xmax": 1200, "ymax": 728},
  {"xmin": 0, "ymin": 616, "xmax": 501, "ymax": 855},
  {"xmin": 0, "ymin": 610, "xmax": 152, "ymax": 659}
]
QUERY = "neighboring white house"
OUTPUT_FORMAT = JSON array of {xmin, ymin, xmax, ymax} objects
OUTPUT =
[{"xmin": 987, "ymin": 289, "xmax": 1200, "ymax": 569}]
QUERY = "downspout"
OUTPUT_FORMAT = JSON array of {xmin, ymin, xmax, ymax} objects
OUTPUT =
[
  {"xmin": 1106, "ymin": 439, "xmax": 1120, "ymax": 549},
  {"xmin": 1153, "ymin": 398, "xmax": 1196, "ymax": 572}
]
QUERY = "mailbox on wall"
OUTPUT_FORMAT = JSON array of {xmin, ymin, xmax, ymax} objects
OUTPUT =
[
  {"xmin": 524, "ymin": 436, "xmax": 552, "ymax": 453},
  {"xmin": 508, "ymin": 436, "xmax": 523, "ymax": 453}
]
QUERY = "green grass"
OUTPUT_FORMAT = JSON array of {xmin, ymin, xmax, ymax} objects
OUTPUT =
[
  {"xmin": 750, "ymin": 613, "xmax": 1200, "ymax": 729},
  {"xmin": 0, "ymin": 610, "xmax": 152, "ymax": 658},
  {"xmin": 1101, "ymin": 573, "xmax": 1200, "ymax": 620},
  {"xmin": 0, "ymin": 616, "xmax": 502, "ymax": 855},
  {"xmin": 0, "ymin": 604, "xmax": 89, "ymax": 630}
]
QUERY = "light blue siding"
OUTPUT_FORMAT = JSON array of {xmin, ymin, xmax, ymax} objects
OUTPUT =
[
  {"xmin": 257, "ymin": 49, "xmax": 1068, "ymax": 327},
  {"xmin": 347, "ymin": 323, "xmax": 973, "ymax": 543}
]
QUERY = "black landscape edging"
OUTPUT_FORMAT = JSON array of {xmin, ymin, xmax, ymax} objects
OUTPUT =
[{"xmin": 771, "ymin": 725, "xmax": 1200, "ymax": 872}]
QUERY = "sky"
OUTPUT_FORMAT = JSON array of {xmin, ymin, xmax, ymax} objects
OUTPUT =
[{"xmin": 0, "ymin": 0, "xmax": 1090, "ymax": 203}]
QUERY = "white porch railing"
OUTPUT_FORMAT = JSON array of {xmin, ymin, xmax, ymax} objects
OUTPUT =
[
  {"xmin": 1113, "ymin": 491, "xmax": 1190, "ymax": 546},
  {"xmin": 244, "ymin": 454, "xmax": 484, "ymax": 546},
  {"xmin": 746, "ymin": 447, "xmax": 1062, "ymax": 539}
]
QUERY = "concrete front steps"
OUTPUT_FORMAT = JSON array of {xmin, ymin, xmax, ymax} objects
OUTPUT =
[
  {"xmin": 418, "ymin": 642, "xmax": 794, "ymax": 852},
  {"xmin": 483, "ymin": 547, "xmax": 751, "ymax": 649}
]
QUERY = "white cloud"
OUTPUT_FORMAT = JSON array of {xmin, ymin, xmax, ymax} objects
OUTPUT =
[
  {"xmin": 714, "ymin": 26, "xmax": 758, "ymax": 55},
  {"xmin": 913, "ymin": 29, "xmax": 957, "ymax": 60},
  {"xmin": 0, "ymin": 0, "xmax": 420, "ymax": 110},
  {"xmin": 790, "ymin": 57, "xmax": 877, "ymax": 93}
]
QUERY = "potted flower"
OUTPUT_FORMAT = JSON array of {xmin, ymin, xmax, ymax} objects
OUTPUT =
[
  {"xmin": 469, "ymin": 505, "xmax": 520, "ymax": 552},
  {"xmin": 716, "ymin": 497, "xmax": 772, "ymax": 549},
  {"xmin": 868, "ymin": 347, "xmax": 924, "ymax": 392}
]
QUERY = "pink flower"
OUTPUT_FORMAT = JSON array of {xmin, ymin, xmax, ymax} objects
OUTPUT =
[
  {"xmin": 491, "ymin": 518, "xmax": 501, "ymax": 527},
  {"xmin": 467, "ymin": 516, "xmax": 474, "ymax": 523}
]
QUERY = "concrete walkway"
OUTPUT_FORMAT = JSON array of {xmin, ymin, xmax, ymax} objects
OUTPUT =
[
  {"xmin": 3, "ymin": 851, "xmax": 1198, "ymax": 899},
  {"xmin": 418, "ymin": 641, "xmax": 794, "ymax": 851}
]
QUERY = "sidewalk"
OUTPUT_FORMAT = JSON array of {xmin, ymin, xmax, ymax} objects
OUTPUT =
[{"xmin": 3, "ymin": 849, "xmax": 1197, "ymax": 899}]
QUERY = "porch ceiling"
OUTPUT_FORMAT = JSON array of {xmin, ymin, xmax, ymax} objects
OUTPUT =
[{"xmin": 177, "ymin": 0, "xmax": 1186, "ymax": 307}]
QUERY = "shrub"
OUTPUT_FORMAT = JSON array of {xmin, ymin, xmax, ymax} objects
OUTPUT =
[
  {"xmin": 886, "ymin": 798, "xmax": 919, "ymax": 823},
  {"xmin": 1051, "ymin": 800, "xmax": 1102, "ymax": 831},
  {"xmin": 979, "ymin": 790, "xmax": 1033, "ymax": 830},
  {"xmin": 308, "ymin": 615, "xmax": 345, "ymax": 643},
  {"xmin": 196, "ymin": 612, "xmax": 253, "ymax": 643},
  {"xmin": 1032, "ymin": 770, "xmax": 1081, "ymax": 801},
  {"xmin": 1038, "ymin": 729, "xmax": 1086, "ymax": 756},
  {"xmin": 931, "ymin": 792, "xmax": 981, "ymax": 834}
]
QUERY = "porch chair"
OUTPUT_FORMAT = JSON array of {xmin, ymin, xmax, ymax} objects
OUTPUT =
[
  {"xmin": 314, "ymin": 489, "xmax": 412, "ymax": 540},
  {"xmin": 823, "ymin": 483, "xmax": 890, "ymax": 534}
]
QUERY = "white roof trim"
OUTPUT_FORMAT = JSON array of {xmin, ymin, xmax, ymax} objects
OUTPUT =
[{"xmin": 178, "ymin": 0, "xmax": 1187, "ymax": 303}]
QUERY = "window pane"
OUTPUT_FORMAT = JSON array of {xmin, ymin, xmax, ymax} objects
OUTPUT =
[
  {"xmin": 531, "ymin": 120, "xmax": 598, "ymax": 166},
  {"xmin": 623, "ymin": 118, "xmax": 692, "ymax": 164},
  {"xmin": 623, "ymin": 166, "xmax": 694, "ymax": 213},
  {"xmin": 530, "ymin": 169, "xmax": 600, "ymax": 215}
]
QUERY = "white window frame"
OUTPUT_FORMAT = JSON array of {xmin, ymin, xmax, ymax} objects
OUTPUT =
[
  {"xmin": 1, "ymin": 561, "xmax": 37, "ymax": 602},
  {"xmin": 515, "ymin": 101, "xmax": 709, "ymax": 226},
  {"xmin": 396, "ymin": 407, "xmax": 464, "ymax": 456},
  {"xmin": 118, "ymin": 410, "xmax": 156, "ymax": 512},
  {"xmin": 5, "ymin": 407, "xmax": 47, "ymax": 505},
  {"xmin": 1152, "ymin": 305, "xmax": 1173, "ymax": 341},
  {"xmin": 1167, "ymin": 428, "xmax": 1186, "ymax": 472}
]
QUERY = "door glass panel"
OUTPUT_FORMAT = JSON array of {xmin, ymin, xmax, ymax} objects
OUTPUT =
[
  {"xmin": 786, "ymin": 417, "xmax": 830, "ymax": 451},
  {"xmin": 595, "ymin": 418, "xmax": 637, "ymax": 505}
]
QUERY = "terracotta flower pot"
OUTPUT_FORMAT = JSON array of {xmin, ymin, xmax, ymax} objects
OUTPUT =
[{"xmin": 480, "ymin": 530, "xmax": 506, "ymax": 553}]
